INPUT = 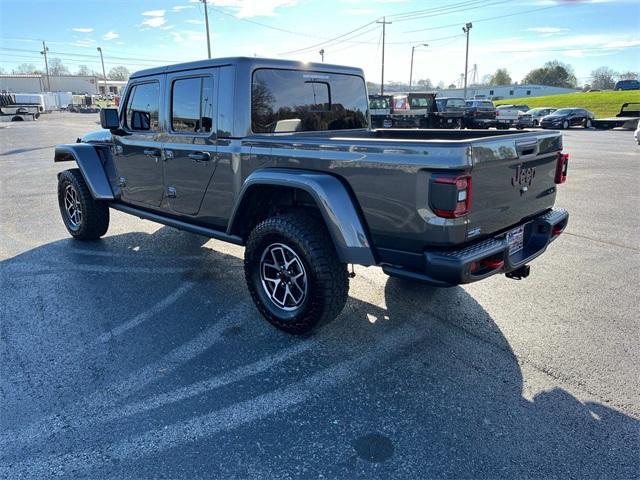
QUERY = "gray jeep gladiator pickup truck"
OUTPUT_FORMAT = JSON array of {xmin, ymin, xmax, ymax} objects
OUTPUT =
[{"xmin": 54, "ymin": 57, "xmax": 569, "ymax": 334}]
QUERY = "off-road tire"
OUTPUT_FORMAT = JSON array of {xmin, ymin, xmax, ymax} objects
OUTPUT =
[
  {"xmin": 244, "ymin": 211, "xmax": 349, "ymax": 335},
  {"xmin": 57, "ymin": 168, "xmax": 109, "ymax": 240}
]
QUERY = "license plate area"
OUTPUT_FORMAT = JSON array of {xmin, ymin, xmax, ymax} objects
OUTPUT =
[{"xmin": 507, "ymin": 225, "xmax": 525, "ymax": 255}]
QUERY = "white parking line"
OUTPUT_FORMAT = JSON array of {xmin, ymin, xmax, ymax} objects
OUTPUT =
[
  {"xmin": 93, "ymin": 282, "xmax": 195, "ymax": 343},
  {"xmin": 0, "ymin": 302, "xmax": 251, "ymax": 450},
  {"xmin": 1, "ymin": 322, "xmax": 426, "ymax": 478}
]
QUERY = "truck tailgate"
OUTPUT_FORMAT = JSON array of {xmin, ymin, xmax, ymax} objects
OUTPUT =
[{"xmin": 467, "ymin": 133, "xmax": 563, "ymax": 239}]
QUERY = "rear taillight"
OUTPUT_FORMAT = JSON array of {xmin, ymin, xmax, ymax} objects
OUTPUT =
[
  {"xmin": 431, "ymin": 174, "xmax": 472, "ymax": 218},
  {"xmin": 555, "ymin": 152, "xmax": 569, "ymax": 184}
]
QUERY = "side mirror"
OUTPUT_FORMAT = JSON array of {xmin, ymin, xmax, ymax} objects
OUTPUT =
[{"xmin": 100, "ymin": 108, "xmax": 120, "ymax": 130}]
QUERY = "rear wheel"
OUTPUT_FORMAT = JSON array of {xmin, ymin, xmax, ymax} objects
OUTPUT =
[
  {"xmin": 57, "ymin": 169, "xmax": 109, "ymax": 240},
  {"xmin": 562, "ymin": 120, "xmax": 569, "ymax": 129},
  {"xmin": 583, "ymin": 118, "xmax": 592, "ymax": 128},
  {"xmin": 244, "ymin": 212, "xmax": 349, "ymax": 335}
]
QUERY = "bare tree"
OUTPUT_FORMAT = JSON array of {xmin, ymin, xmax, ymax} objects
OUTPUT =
[
  {"xmin": 590, "ymin": 66, "xmax": 617, "ymax": 90},
  {"xmin": 48, "ymin": 58, "xmax": 70, "ymax": 76},
  {"xmin": 76, "ymin": 65, "xmax": 93, "ymax": 76},
  {"xmin": 14, "ymin": 63, "xmax": 40, "ymax": 74},
  {"xmin": 108, "ymin": 66, "xmax": 130, "ymax": 81},
  {"xmin": 619, "ymin": 71, "xmax": 638, "ymax": 81}
]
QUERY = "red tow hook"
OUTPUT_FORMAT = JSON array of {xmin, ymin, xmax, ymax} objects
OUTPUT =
[
  {"xmin": 481, "ymin": 259, "xmax": 505, "ymax": 270},
  {"xmin": 470, "ymin": 258, "xmax": 505, "ymax": 274},
  {"xmin": 552, "ymin": 223, "xmax": 565, "ymax": 237}
]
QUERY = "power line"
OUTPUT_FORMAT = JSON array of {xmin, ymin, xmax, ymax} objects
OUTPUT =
[
  {"xmin": 278, "ymin": 21, "xmax": 378, "ymax": 55},
  {"xmin": 403, "ymin": 5, "xmax": 561, "ymax": 33},
  {"xmin": 388, "ymin": 0, "xmax": 511, "ymax": 23}
]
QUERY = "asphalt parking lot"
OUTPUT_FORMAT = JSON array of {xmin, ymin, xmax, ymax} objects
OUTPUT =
[{"xmin": 1, "ymin": 112, "xmax": 638, "ymax": 479}]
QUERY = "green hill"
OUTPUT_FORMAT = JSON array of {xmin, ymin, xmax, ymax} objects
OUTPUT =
[{"xmin": 494, "ymin": 91, "xmax": 640, "ymax": 117}]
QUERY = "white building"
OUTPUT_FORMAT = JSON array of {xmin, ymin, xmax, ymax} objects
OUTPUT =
[
  {"xmin": 435, "ymin": 84, "xmax": 579, "ymax": 100},
  {"xmin": 0, "ymin": 74, "xmax": 126, "ymax": 95}
]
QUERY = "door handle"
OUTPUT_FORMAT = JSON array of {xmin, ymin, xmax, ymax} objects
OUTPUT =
[
  {"xmin": 143, "ymin": 148, "xmax": 161, "ymax": 157},
  {"xmin": 188, "ymin": 152, "xmax": 211, "ymax": 162}
]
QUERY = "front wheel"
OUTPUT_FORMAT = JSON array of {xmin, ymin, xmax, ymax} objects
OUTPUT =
[
  {"xmin": 244, "ymin": 212, "xmax": 349, "ymax": 334},
  {"xmin": 57, "ymin": 169, "xmax": 109, "ymax": 240},
  {"xmin": 583, "ymin": 118, "xmax": 592, "ymax": 128},
  {"xmin": 562, "ymin": 120, "xmax": 569, "ymax": 129}
]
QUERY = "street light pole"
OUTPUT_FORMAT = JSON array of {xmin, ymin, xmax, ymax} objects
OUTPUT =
[
  {"xmin": 202, "ymin": 0, "xmax": 212, "ymax": 58},
  {"xmin": 376, "ymin": 17, "xmax": 392, "ymax": 95},
  {"xmin": 462, "ymin": 22, "xmax": 472, "ymax": 100},
  {"xmin": 97, "ymin": 47, "xmax": 107, "ymax": 94},
  {"xmin": 409, "ymin": 43, "xmax": 428, "ymax": 92},
  {"xmin": 319, "ymin": 49, "xmax": 325, "ymax": 62},
  {"xmin": 40, "ymin": 41, "xmax": 50, "ymax": 91}
]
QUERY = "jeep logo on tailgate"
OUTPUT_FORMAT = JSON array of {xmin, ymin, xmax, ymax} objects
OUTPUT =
[{"xmin": 511, "ymin": 164, "xmax": 536, "ymax": 187}]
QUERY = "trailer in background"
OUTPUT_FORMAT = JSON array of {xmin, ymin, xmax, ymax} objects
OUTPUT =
[
  {"xmin": 0, "ymin": 94, "xmax": 40, "ymax": 121},
  {"xmin": 592, "ymin": 103, "xmax": 640, "ymax": 130}
]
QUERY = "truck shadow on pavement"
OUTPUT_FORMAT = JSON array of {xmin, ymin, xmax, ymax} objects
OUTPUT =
[{"xmin": 0, "ymin": 227, "xmax": 637, "ymax": 479}]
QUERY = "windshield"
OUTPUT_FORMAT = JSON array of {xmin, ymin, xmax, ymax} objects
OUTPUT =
[
  {"xmin": 470, "ymin": 101, "xmax": 494, "ymax": 109},
  {"xmin": 369, "ymin": 97, "xmax": 390, "ymax": 109},
  {"xmin": 551, "ymin": 108, "xmax": 573, "ymax": 115},
  {"xmin": 409, "ymin": 95, "xmax": 434, "ymax": 108},
  {"xmin": 441, "ymin": 98, "xmax": 465, "ymax": 109}
]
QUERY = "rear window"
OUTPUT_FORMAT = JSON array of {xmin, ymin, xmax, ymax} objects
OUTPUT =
[
  {"xmin": 251, "ymin": 69, "xmax": 369, "ymax": 133},
  {"xmin": 369, "ymin": 97, "xmax": 390, "ymax": 109},
  {"xmin": 409, "ymin": 95, "xmax": 433, "ymax": 108}
]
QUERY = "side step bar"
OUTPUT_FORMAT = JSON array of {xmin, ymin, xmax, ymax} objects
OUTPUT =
[{"xmin": 110, "ymin": 203, "xmax": 244, "ymax": 246}]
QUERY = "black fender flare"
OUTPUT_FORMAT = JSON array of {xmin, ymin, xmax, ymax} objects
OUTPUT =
[
  {"xmin": 228, "ymin": 169, "xmax": 376, "ymax": 266},
  {"xmin": 54, "ymin": 143, "xmax": 114, "ymax": 200}
]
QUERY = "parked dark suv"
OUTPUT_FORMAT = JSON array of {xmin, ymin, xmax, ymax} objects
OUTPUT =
[
  {"xmin": 614, "ymin": 80, "xmax": 640, "ymax": 91},
  {"xmin": 540, "ymin": 108, "xmax": 595, "ymax": 129}
]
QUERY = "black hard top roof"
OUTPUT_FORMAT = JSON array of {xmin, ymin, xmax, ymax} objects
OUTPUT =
[{"xmin": 130, "ymin": 56, "xmax": 364, "ymax": 79}]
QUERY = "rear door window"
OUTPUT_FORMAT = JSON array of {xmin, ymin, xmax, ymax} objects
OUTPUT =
[
  {"xmin": 125, "ymin": 82, "xmax": 160, "ymax": 131},
  {"xmin": 171, "ymin": 76, "xmax": 214, "ymax": 133},
  {"xmin": 251, "ymin": 68, "xmax": 369, "ymax": 133}
]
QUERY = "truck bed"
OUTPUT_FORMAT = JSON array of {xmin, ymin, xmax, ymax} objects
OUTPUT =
[{"xmin": 246, "ymin": 128, "xmax": 563, "ymax": 252}]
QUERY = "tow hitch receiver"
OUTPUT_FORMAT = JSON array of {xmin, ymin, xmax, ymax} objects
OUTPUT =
[{"xmin": 506, "ymin": 265, "xmax": 530, "ymax": 280}]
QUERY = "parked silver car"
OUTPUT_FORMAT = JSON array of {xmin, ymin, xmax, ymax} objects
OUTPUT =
[{"xmin": 526, "ymin": 108, "xmax": 557, "ymax": 126}]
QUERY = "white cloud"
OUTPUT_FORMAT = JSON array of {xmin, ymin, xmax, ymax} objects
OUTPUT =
[
  {"xmin": 185, "ymin": 19, "xmax": 205, "ymax": 24},
  {"xmin": 527, "ymin": 27, "xmax": 568, "ymax": 33},
  {"xmin": 170, "ymin": 29, "xmax": 207, "ymax": 44},
  {"xmin": 142, "ymin": 9, "xmax": 166, "ymax": 16},
  {"xmin": 71, "ymin": 39, "xmax": 96, "ymax": 48},
  {"xmin": 141, "ymin": 17, "xmax": 167, "ymax": 28},
  {"xmin": 603, "ymin": 39, "xmax": 640, "ymax": 48},
  {"xmin": 103, "ymin": 31, "xmax": 119, "ymax": 40},
  {"xmin": 172, "ymin": 5, "xmax": 194, "ymax": 11},
  {"xmin": 72, "ymin": 27, "xmax": 94, "ymax": 33},
  {"xmin": 204, "ymin": 0, "xmax": 298, "ymax": 18}
]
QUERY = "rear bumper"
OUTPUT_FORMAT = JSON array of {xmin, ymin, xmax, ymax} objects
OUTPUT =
[{"xmin": 382, "ymin": 207, "xmax": 569, "ymax": 286}]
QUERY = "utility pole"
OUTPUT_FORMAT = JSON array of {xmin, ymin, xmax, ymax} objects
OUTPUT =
[
  {"xmin": 462, "ymin": 22, "xmax": 472, "ymax": 100},
  {"xmin": 319, "ymin": 49, "xmax": 325, "ymax": 62},
  {"xmin": 376, "ymin": 17, "xmax": 392, "ymax": 95},
  {"xmin": 40, "ymin": 41, "xmax": 50, "ymax": 91},
  {"xmin": 409, "ymin": 43, "xmax": 428, "ymax": 92},
  {"xmin": 201, "ymin": 0, "xmax": 212, "ymax": 58},
  {"xmin": 97, "ymin": 47, "xmax": 107, "ymax": 94}
]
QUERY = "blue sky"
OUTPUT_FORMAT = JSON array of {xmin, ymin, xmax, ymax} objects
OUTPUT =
[{"xmin": 1, "ymin": 0, "xmax": 638, "ymax": 86}]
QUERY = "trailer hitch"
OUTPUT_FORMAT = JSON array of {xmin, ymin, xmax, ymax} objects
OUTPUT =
[{"xmin": 505, "ymin": 265, "xmax": 530, "ymax": 280}]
